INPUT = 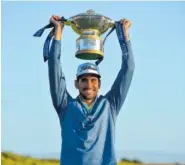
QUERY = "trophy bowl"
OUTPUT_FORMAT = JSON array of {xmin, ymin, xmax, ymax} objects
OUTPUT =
[{"xmin": 65, "ymin": 9, "xmax": 115, "ymax": 60}]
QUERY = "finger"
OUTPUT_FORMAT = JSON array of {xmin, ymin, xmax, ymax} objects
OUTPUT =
[
  {"xmin": 50, "ymin": 17, "xmax": 57, "ymax": 24},
  {"xmin": 124, "ymin": 20, "xmax": 131, "ymax": 28},
  {"xmin": 53, "ymin": 15, "xmax": 58, "ymax": 20},
  {"xmin": 53, "ymin": 15, "xmax": 61, "ymax": 21},
  {"xmin": 123, "ymin": 19, "xmax": 129, "ymax": 24},
  {"xmin": 120, "ymin": 19, "xmax": 126, "ymax": 24}
]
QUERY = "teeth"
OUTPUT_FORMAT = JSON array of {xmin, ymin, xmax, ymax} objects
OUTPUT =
[{"xmin": 85, "ymin": 90, "xmax": 93, "ymax": 93}]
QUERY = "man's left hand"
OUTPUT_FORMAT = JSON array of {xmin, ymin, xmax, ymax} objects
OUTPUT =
[{"xmin": 120, "ymin": 19, "xmax": 131, "ymax": 41}]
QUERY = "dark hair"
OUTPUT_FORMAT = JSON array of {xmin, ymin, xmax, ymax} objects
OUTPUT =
[{"xmin": 77, "ymin": 74, "xmax": 101, "ymax": 82}]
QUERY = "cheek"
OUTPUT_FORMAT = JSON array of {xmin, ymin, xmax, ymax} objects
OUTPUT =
[
  {"xmin": 79, "ymin": 83, "xmax": 86, "ymax": 90},
  {"xmin": 95, "ymin": 84, "xmax": 100, "ymax": 90}
]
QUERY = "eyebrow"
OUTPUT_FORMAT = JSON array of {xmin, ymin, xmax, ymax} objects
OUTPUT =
[{"xmin": 81, "ymin": 77, "xmax": 98, "ymax": 81}]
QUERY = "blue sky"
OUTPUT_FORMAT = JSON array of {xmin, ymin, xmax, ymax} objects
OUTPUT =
[{"xmin": 1, "ymin": 1, "xmax": 185, "ymax": 162}]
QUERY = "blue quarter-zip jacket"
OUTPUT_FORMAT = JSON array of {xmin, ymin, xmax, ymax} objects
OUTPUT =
[{"xmin": 48, "ymin": 38, "xmax": 135, "ymax": 165}]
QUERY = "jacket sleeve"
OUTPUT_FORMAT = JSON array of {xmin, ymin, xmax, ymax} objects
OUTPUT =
[
  {"xmin": 48, "ymin": 39, "xmax": 72, "ymax": 116},
  {"xmin": 105, "ymin": 40, "xmax": 135, "ymax": 116}
]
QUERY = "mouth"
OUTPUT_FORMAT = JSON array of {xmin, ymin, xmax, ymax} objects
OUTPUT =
[{"xmin": 83, "ymin": 89, "xmax": 94, "ymax": 94}]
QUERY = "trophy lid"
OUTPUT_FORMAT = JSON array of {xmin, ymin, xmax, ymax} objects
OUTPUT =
[
  {"xmin": 69, "ymin": 9, "xmax": 115, "ymax": 35},
  {"xmin": 74, "ymin": 9, "xmax": 102, "ymax": 17}
]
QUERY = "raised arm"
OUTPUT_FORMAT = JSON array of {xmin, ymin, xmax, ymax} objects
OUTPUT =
[
  {"xmin": 48, "ymin": 15, "xmax": 72, "ymax": 116},
  {"xmin": 105, "ymin": 19, "xmax": 135, "ymax": 116}
]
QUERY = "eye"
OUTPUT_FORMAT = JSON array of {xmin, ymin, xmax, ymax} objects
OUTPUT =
[
  {"xmin": 91, "ymin": 78, "xmax": 98, "ymax": 83},
  {"xmin": 81, "ymin": 78, "xmax": 88, "ymax": 83}
]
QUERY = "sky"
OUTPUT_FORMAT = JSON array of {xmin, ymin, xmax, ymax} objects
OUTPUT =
[{"xmin": 1, "ymin": 1, "xmax": 185, "ymax": 163}]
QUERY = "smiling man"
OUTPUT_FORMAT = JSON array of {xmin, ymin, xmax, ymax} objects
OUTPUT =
[
  {"xmin": 75, "ymin": 63, "xmax": 101, "ymax": 108},
  {"xmin": 48, "ymin": 15, "xmax": 135, "ymax": 165}
]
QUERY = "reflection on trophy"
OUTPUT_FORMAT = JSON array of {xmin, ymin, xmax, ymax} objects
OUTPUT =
[{"xmin": 64, "ymin": 9, "xmax": 115, "ymax": 60}]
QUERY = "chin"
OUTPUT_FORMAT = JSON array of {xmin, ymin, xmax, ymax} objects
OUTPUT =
[
  {"xmin": 85, "ymin": 96, "xmax": 96, "ymax": 100},
  {"xmin": 81, "ymin": 94, "xmax": 96, "ymax": 100}
]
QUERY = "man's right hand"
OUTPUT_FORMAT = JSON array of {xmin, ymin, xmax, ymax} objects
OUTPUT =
[{"xmin": 50, "ymin": 15, "xmax": 64, "ymax": 40}]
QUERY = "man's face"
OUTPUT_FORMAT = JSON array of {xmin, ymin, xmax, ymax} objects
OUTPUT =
[{"xmin": 75, "ymin": 74, "xmax": 100, "ymax": 101}]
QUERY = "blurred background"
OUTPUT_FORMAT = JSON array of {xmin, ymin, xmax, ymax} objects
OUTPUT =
[{"xmin": 1, "ymin": 1, "xmax": 185, "ymax": 164}]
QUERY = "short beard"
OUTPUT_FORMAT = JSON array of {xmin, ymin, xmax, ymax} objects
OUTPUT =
[{"xmin": 79, "ymin": 91, "xmax": 95, "ymax": 100}]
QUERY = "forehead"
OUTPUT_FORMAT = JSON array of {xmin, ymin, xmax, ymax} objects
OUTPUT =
[{"xmin": 79, "ymin": 74, "xmax": 99, "ymax": 80}]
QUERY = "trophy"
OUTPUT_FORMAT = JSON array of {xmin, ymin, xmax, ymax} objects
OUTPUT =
[{"xmin": 64, "ymin": 9, "xmax": 115, "ymax": 60}]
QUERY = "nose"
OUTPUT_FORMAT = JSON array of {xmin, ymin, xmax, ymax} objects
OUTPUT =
[{"xmin": 87, "ymin": 80, "xmax": 92, "ymax": 88}]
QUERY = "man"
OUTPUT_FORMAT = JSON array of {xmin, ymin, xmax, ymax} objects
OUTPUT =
[{"xmin": 48, "ymin": 15, "xmax": 135, "ymax": 165}]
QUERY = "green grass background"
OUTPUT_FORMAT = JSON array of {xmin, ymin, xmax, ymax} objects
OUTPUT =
[{"xmin": 1, "ymin": 152, "xmax": 177, "ymax": 165}]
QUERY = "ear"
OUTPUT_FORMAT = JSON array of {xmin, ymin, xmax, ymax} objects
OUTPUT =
[
  {"xmin": 75, "ymin": 80, "xmax": 79, "ymax": 89},
  {"xmin": 98, "ymin": 80, "xmax": 101, "ymax": 89}
]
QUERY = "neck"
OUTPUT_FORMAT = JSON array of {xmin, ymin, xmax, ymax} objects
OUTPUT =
[{"xmin": 79, "ymin": 95, "xmax": 96, "ymax": 106}]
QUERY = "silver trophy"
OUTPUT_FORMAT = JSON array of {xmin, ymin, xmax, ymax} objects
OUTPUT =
[{"xmin": 64, "ymin": 9, "xmax": 115, "ymax": 60}]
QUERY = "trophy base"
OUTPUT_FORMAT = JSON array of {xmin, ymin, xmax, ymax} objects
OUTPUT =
[{"xmin": 75, "ymin": 50, "xmax": 103, "ymax": 60}]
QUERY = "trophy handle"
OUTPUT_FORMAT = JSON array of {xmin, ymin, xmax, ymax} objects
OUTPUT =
[
  {"xmin": 108, "ymin": 20, "xmax": 115, "ymax": 27},
  {"xmin": 59, "ymin": 17, "xmax": 81, "ymax": 34},
  {"xmin": 59, "ymin": 17, "xmax": 72, "ymax": 26}
]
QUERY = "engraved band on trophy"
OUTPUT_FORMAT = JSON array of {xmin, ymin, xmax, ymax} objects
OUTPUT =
[{"xmin": 63, "ymin": 9, "xmax": 115, "ymax": 60}]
